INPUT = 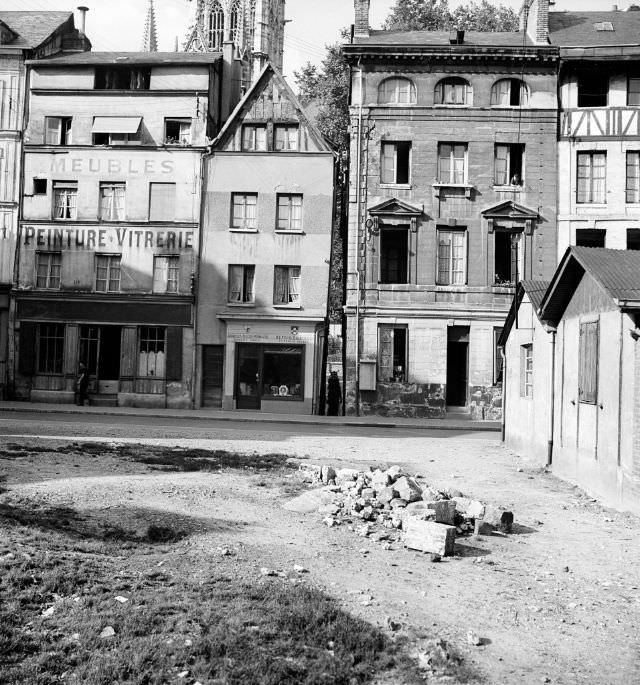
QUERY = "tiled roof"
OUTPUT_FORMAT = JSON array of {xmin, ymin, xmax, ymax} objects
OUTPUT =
[
  {"xmin": 0, "ymin": 11, "xmax": 72, "ymax": 49},
  {"xmin": 28, "ymin": 51, "xmax": 222, "ymax": 66},
  {"xmin": 549, "ymin": 11, "xmax": 640, "ymax": 47},
  {"xmin": 353, "ymin": 29, "xmax": 534, "ymax": 48},
  {"xmin": 521, "ymin": 280, "xmax": 550, "ymax": 312}
]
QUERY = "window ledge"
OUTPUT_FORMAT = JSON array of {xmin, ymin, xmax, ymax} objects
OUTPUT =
[
  {"xmin": 273, "ymin": 304, "xmax": 302, "ymax": 309},
  {"xmin": 275, "ymin": 229, "xmax": 305, "ymax": 235},
  {"xmin": 227, "ymin": 302, "xmax": 255, "ymax": 307},
  {"xmin": 432, "ymin": 182, "xmax": 474, "ymax": 199},
  {"xmin": 229, "ymin": 228, "xmax": 259, "ymax": 233},
  {"xmin": 493, "ymin": 185, "xmax": 523, "ymax": 191},
  {"xmin": 575, "ymin": 203, "xmax": 607, "ymax": 208},
  {"xmin": 261, "ymin": 395, "xmax": 303, "ymax": 401},
  {"xmin": 380, "ymin": 183, "xmax": 412, "ymax": 190}
]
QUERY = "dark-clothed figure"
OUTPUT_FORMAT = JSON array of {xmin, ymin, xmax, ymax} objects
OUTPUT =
[
  {"xmin": 327, "ymin": 371, "xmax": 341, "ymax": 416},
  {"xmin": 76, "ymin": 363, "xmax": 89, "ymax": 406}
]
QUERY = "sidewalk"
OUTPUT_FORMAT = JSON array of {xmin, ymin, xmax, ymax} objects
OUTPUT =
[{"xmin": 0, "ymin": 401, "xmax": 501, "ymax": 432}]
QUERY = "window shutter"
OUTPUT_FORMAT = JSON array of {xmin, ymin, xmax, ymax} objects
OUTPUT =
[
  {"xmin": 381, "ymin": 144, "xmax": 396, "ymax": 184},
  {"xmin": 19, "ymin": 322, "xmax": 37, "ymax": 374},
  {"xmin": 495, "ymin": 145, "xmax": 509, "ymax": 185},
  {"xmin": 165, "ymin": 327, "xmax": 183, "ymax": 381},
  {"xmin": 437, "ymin": 231, "xmax": 451, "ymax": 284},
  {"xmin": 45, "ymin": 117, "xmax": 61, "ymax": 144},
  {"xmin": 378, "ymin": 325, "xmax": 394, "ymax": 382},
  {"xmin": 438, "ymin": 145, "xmax": 451, "ymax": 182},
  {"xmin": 510, "ymin": 234, "xmax": 520, "ymax": 283},
  {"xmin": 149, "ymin": 183, "xmax": 176, "ymax": 222},
  {"xmin": 579, "ymin": 321, "xmax": 599, "ymax": 404}
]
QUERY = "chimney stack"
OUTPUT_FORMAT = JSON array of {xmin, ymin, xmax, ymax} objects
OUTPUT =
[
  {"xmin": 519, "ymin": 0, "xmax": 550, "ymax": 45},
  {"xmin": 77, "ymin": 6, "xmax": 88, "ymax": 36},
  {"xmin": 354, "ymin": 0, "xmax": 370, "ymax": 39}
]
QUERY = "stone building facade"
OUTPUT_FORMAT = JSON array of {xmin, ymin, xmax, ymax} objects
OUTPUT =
[
  {"xmin": 196, "ymin": 65, "xmax": 334, "ymax": 414},
  {"xmin": 343, "ymin": 0, "xmax": 558, "ymax": 419}
]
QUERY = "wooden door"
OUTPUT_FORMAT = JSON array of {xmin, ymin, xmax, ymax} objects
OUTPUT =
[{"xmin": 202, "ymin": 345, "xmax": 224, "ymax": 408}]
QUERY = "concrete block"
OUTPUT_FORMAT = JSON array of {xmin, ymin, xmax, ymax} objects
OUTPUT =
[
  {"xmin": 482, "ymin": 506, "xmax": 514, "ymax": 533},
  {"xmin": 401, "ymin": 501, "xmax": 437, "ymax": 521},
  {"xmin": 403, "ymin": 517, "xmax": 456, "ymax": 556},
  {"xmin": 426, "ymin": 500, "xmax": 456, "ymax": 525},
  {"xmin": 394, "ymin": 476, "xmax": 423, "ymax": 503}
]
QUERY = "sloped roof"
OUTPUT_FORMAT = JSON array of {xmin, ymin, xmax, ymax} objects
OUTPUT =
[
  {"xmin": 549, "ymin": 11, "xmax": 640, "ymax": 47},
  {"xmin": 354, "ymin": 29, "xmax": 534, "ymax": 48},
  {"xmin": 540, "ymin": 247, "xmax": 640, "ymax": 326},
  {"xmin": 28, "ymin": 51, "xmax": 221, "ymax": 66},
  {"xmin": 212, "ymin": 63, "xmax": 332, "ymax": 153},
  {"xmin": 0, "ymin": 11, "xmax": 72, "ymax": 49},
  {"xmin": 498, "ymin": 280, "xmax": 551, "ymax": 347}
]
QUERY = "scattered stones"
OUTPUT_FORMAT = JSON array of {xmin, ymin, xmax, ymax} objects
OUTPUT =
[
  {"xmin": 386, "ymin": 617, "xmax": 402, "ymax": 632},
  {"xmin": 42, "ymin": 606, "xmax": 55, "ymax": 618},
  {"xmin": 321, "ymin": 466, "xmax": 336, "ymax": 484},
  {"xmin": 426, "ymin": 500, "xmax": 456, "ymax": 525},
  {"xmin": 394, "ymin": 476, "xmax": 423, "ymax": 503},
  {"xmin": 114, "ymin": 596, "xmax": 129, "ymax": 604},
  {"xmin": 474, "ymin": 519, "xmax": 494, "ymax": 536},
  {"xmin": 404, "ymin": 518, "xmax": 456, "ymax": 556},
  {"xmin": 260, "ymin": 567, "xmax": 278, "ymax": 577},
  {"xmin": 100, "ymin": 626, "xmax": 115, "ymax": 638},
  {"xmin": 482, "ymin": 506, "xmax": 514, "ymax": 533},
  {"xmin": 467, "ymin": 630, "xmax": 482, "ymax": 646},
  {"xmin": 293, "ymin": 564, "xmax": 308, "ymax": 574}
]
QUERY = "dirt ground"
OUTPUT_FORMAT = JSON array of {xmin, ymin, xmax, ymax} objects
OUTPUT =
[{"xmin": 1, "ymin": 432, "xmax": 639, "ymax": 684}]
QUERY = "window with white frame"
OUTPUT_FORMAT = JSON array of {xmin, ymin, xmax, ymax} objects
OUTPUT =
[
  {"xmin": 434, "ymin": 78, "xmax": 472, "ymax": 106},
  {"xmin": 241, "ymin": 124, "xmax": 267, "ymax": 151},
  {"xmin": 38, "ymin": 323, "xmax": 65, "ymax": 374},
  {"xmin": 99, "ymin": 183, "xmax": 126, "ymax": 220},
  {"xmin": 52, "ymin": 182, "xmax": 77, "ymax": 220},
  {"xmin": 228, "ymin": 265, "xmax": 255, "ymax": 303},
  {"xmin": 231, "ymin": 193, "xmax": 257, "ymax": 229},
  {"xmin": 437, "ymin": 143, "xmax": 467, "ymax": 184},
  {"xmin": 138, "ymin": 326, "xmax": 166, "ymax": 378},
  {"xmin": 276, "ymin": 194, "xmax": 303, "ymax": 231},
  {"xmin": 164, "ymin": 118, "xmax": 192, "ymax": 145},
  {"xmin": 490, "ymin": 79, "xmax": 529, "ymax": 107},
  {"xmin": 95, "ymin": 254, "xmax": 121, "ymax": 292},
  {"xmin": 153, "ymin": 256, "xmax": 179, "ymax": 293},
  {"xmin": 36, "ymin": 252, "xmax": 61, "ymax": 289},
  {"xmin": 381, "ymin": 141, "xmax": 411, "ymax": 185},
  {"xmin": 274, "ymin": 265, "xmax": 301, "ymax": 305},
  {"xmin": 494, "ymin": 144, "xmax": 524, "ymax": 186},
  {"xmin": 274, "ymin": 124, "xmax": 298, "ymax": 151},
  {"xmin": 626, "ymin": 152, "xmax": 640, "ymax": 203},
  {"xmin": 577, "ymin": 152, "xmax": 606, "ymax": 204},
  {"xmin": 436, "ymin": 229, "xmax": 466, "ymax": 285},
  {"xmin": 44, "ymin": 117, "xmax": 72, "ymax": 145},
  {"xmin": 378, "ymin": 77, "xmax": 417, "ymax": 105},
  {"xmin": 520, "ymin": 344, "xmax": 533, "ymax": 398}
]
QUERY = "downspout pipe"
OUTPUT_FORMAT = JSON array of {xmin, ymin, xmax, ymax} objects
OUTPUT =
[
  {"xmin": 500, "ymin": 346, "xmax": 506, "ymax": 442},
  {"xmin": 353, "ymin": 63, "xmax": 364, "ymax": 416},
  {"xmin": 547, "ymin": 329, "xmax": 556, "ymax": 467}
]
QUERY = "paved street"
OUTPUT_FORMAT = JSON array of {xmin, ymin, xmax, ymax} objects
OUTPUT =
[{"xmin": 0, "ymin": 408, "xmax": 498, "ymax": 442}]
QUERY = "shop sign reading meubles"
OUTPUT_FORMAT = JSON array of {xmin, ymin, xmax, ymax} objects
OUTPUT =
[
  {"xmin": 50, "ymin": 158, "xmax": 176, "ymax": 175},
  {"xmin": 21, "ymin": 226, "xmax": 194, "ymax": 250}
]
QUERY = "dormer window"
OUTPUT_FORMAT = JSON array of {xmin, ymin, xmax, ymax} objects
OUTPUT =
[
  {"xmin": 378, "ymin": 77, "xmax": 417, "ymax": 105},
  {"xmin": 491, "ymin": 79, "xmax": 529, "ymax": 107},
  {"xmin": 434, "ymin": 78, "xmax": 472, "ymax": 106}
]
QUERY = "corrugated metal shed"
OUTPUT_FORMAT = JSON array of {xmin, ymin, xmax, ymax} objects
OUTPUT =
[{"xmin": 498, "ymin": 280, "xmax": 551, "ymax": 348}]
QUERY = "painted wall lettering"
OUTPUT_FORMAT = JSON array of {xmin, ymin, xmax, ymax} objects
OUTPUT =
[
  {"xmin": 22, "ymin": 226, "xmax": 193, "ymax": 250},
  {"xmin": 50, "ymin": 158, "xmax": 175, "ymax": 175}
]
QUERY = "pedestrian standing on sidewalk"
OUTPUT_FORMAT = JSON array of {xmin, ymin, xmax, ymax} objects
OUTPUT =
[
  {"xmin": 327, "ymin": 371, "xmax": 341, "ymax": 416},
  {"xmin": 76, "ymin": 363, "xmax": 89, "ymax": 406}
]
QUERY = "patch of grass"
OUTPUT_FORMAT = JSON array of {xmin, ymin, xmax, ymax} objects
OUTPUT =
[{"xmin": 0, "ymin": 513, "xmax": 431, "ymax": 685}]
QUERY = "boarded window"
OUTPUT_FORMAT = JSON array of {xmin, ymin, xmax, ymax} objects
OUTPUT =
[
  {"xmin": 378, "ymin": 325, "xmax": 407, "ymax": 382},
  {"xmin": 579, "ymin": 321, "xmax": 599, "ymax": 404},
  {"xmin": 149, "ymin": 183, "xmax": 176, "ymax": 221},
  {"xmin": 520, "ymin": 344, "xmax": 533, "ymax": 397},
  {"xmin": 19, "ymin": 321, "xmax": 37, "ymax": 375},
  {"xmin": 166, "ymin": 327, "xmax": 183, "ymax": 381}
]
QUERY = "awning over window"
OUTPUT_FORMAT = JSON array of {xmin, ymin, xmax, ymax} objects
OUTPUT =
[{"xmin": 92, "ymin": 116, "xmax": 142, "ymax": 134}]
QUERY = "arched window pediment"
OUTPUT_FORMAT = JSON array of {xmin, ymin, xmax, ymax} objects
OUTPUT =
[
  {"xmin": 378, "ymin": 77, "xmax": 417, "ymax": 105},
  {"xmin": 434, "ymin": 77, "xmax": 473, "ymax": 106},
  {"xmin": 491, "ymin": 79, "xmax": 530, "ymax": 107}
]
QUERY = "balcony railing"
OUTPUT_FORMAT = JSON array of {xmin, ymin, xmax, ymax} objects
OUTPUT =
[{"xmin": 561, "ymin": 107, "xmax": 640, "ymax": 139}]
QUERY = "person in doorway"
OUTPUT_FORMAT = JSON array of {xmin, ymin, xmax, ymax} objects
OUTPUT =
[
  {"xmin": 76, "ymin": 363, "xmax": 90, "ymax": 406},
  {"xmin": 327, "ymin": 371, "xmax": 341, "ymax": 416}
]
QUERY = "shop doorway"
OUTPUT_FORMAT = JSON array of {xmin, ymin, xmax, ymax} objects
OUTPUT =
[
  {"xmin": 446, "ymin": 326, "xmax": 469, "ymax": 408},
  {"xmin": 202, "ymin": 345, "xmax": 224, "ymax": 408},
  {"xmin": 236, "ymin": 344, "xmax": 261, "ymax": 410},
  {"xmin": 79, "ymin": 325, "xmax": 122, "ymax": 395}
]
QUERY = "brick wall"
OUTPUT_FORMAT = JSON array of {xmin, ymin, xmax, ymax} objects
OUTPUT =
[{"xmin": 353, "ymin": 0, "xmax": 370, "ymax": 38}]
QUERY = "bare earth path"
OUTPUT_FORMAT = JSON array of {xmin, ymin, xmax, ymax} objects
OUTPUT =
[{"xmin": 1, "ymin": 431, "xmax": 639, "ymax": 684}]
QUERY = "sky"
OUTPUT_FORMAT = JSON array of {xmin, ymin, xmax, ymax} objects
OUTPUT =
[{"xmin": 0, "ymin": 0, "xmax": 624, "ymax": 81}]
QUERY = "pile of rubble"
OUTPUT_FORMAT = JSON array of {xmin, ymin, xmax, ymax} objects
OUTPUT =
[{"xmin": 298, "ymin": 464, "xmax": 513, "ymax": 557}]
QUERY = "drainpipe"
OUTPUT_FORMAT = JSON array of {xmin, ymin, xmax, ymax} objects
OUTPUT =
[
  {"xmin": 547, "ymin": 329, "xmax": 556, "ymax": 467},
  {"xmin": 353, "ymin": 64, "xmax": 364, "ymax": 416},
  {"xmin": 500, "ymin": 347, "xmax": 507, "ymax": 442}
]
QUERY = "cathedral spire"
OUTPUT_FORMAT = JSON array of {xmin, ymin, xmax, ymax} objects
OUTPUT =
[{"xmin": 141, "ymin": 0, "xmax": 158, "ymax": 52}]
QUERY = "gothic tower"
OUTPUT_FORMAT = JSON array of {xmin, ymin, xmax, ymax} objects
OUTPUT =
[
  {"xmin": 141, "ymin": 0, "xmax": 159, "ymax": 52},
  {"xmin": 184, "ymin": 0, "xmax": 285, "ymax": 85}
]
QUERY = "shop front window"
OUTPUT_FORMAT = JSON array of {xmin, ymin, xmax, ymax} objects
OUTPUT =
[
  {"xmin": 262, "ymin": 346, "xmax": 303, "ymax": 399},
  {"xmin": 139, "ymin": 326, "xmax": 166, "ymax": 378}
]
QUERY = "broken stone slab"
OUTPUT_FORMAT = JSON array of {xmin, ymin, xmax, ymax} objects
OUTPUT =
[
  {"xmin": 474, "ymin": 519, "xmax": 494, "ymax": 536},
  {"xmin": 283, "ymin": 488, "xmax": 336, "ymax": 514},
  {"xmin": 390, "ymin": 498, "xmax": 409, "ymax": 509},
  {"xmin": 400, "ymin": 501, "xmax": 437, "ymax": 522},
  {"xmin": 377, "ymin": 486, "xmax": 396, "ymax": 504},
  {"xmin": 370, "ymin": 469, "xmax": 392, "ymax": 487},
  {"xmin": 393, "ymin": 476, "xmax": 423, "ymax": 503},
  {"xmin": 385, "ymin": 465, "xmax": 404, "ymax": 482},
  {"xmin": 321, "ymin": 466, "xmax": 337, "ymax": 484},
  {"xmin": 482, "ymin": 505, "xmax": 514, "ymax": 533},
  {"xmin": 451, "ymin": 497, "xmax": 485, "ymax": 519},
  {"xmin": 361, "ymin": 487, "xmax": 375, "ymax": 501},
  {"xmin": 425, "ymin": 500, "xmax": 456, "ymax": 525},
  {"xmin": 335, "ymin": 468, "xmax": 359, "ymax": 482},
  {"xmin": 403, "ymin": 517, "xmax": 456, "ymax": 556}
]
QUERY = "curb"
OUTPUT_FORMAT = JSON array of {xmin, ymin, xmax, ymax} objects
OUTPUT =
[{"xmin": 0, "ymin": 405, "xmax": 501, "ymax": 432}]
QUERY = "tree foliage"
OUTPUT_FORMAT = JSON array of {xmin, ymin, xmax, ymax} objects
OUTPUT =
[{"xmin": 384, "ymin": 0, "xmax": 519, "ymax": 32}]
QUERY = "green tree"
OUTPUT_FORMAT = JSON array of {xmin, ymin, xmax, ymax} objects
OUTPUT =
[
  {"xmin": 384, "ymin": 0, "xmax": 518, "ymax": 32},
  {"xmin": 451, "ymin": 0, "xmax": 519, "ymax": 32}
]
